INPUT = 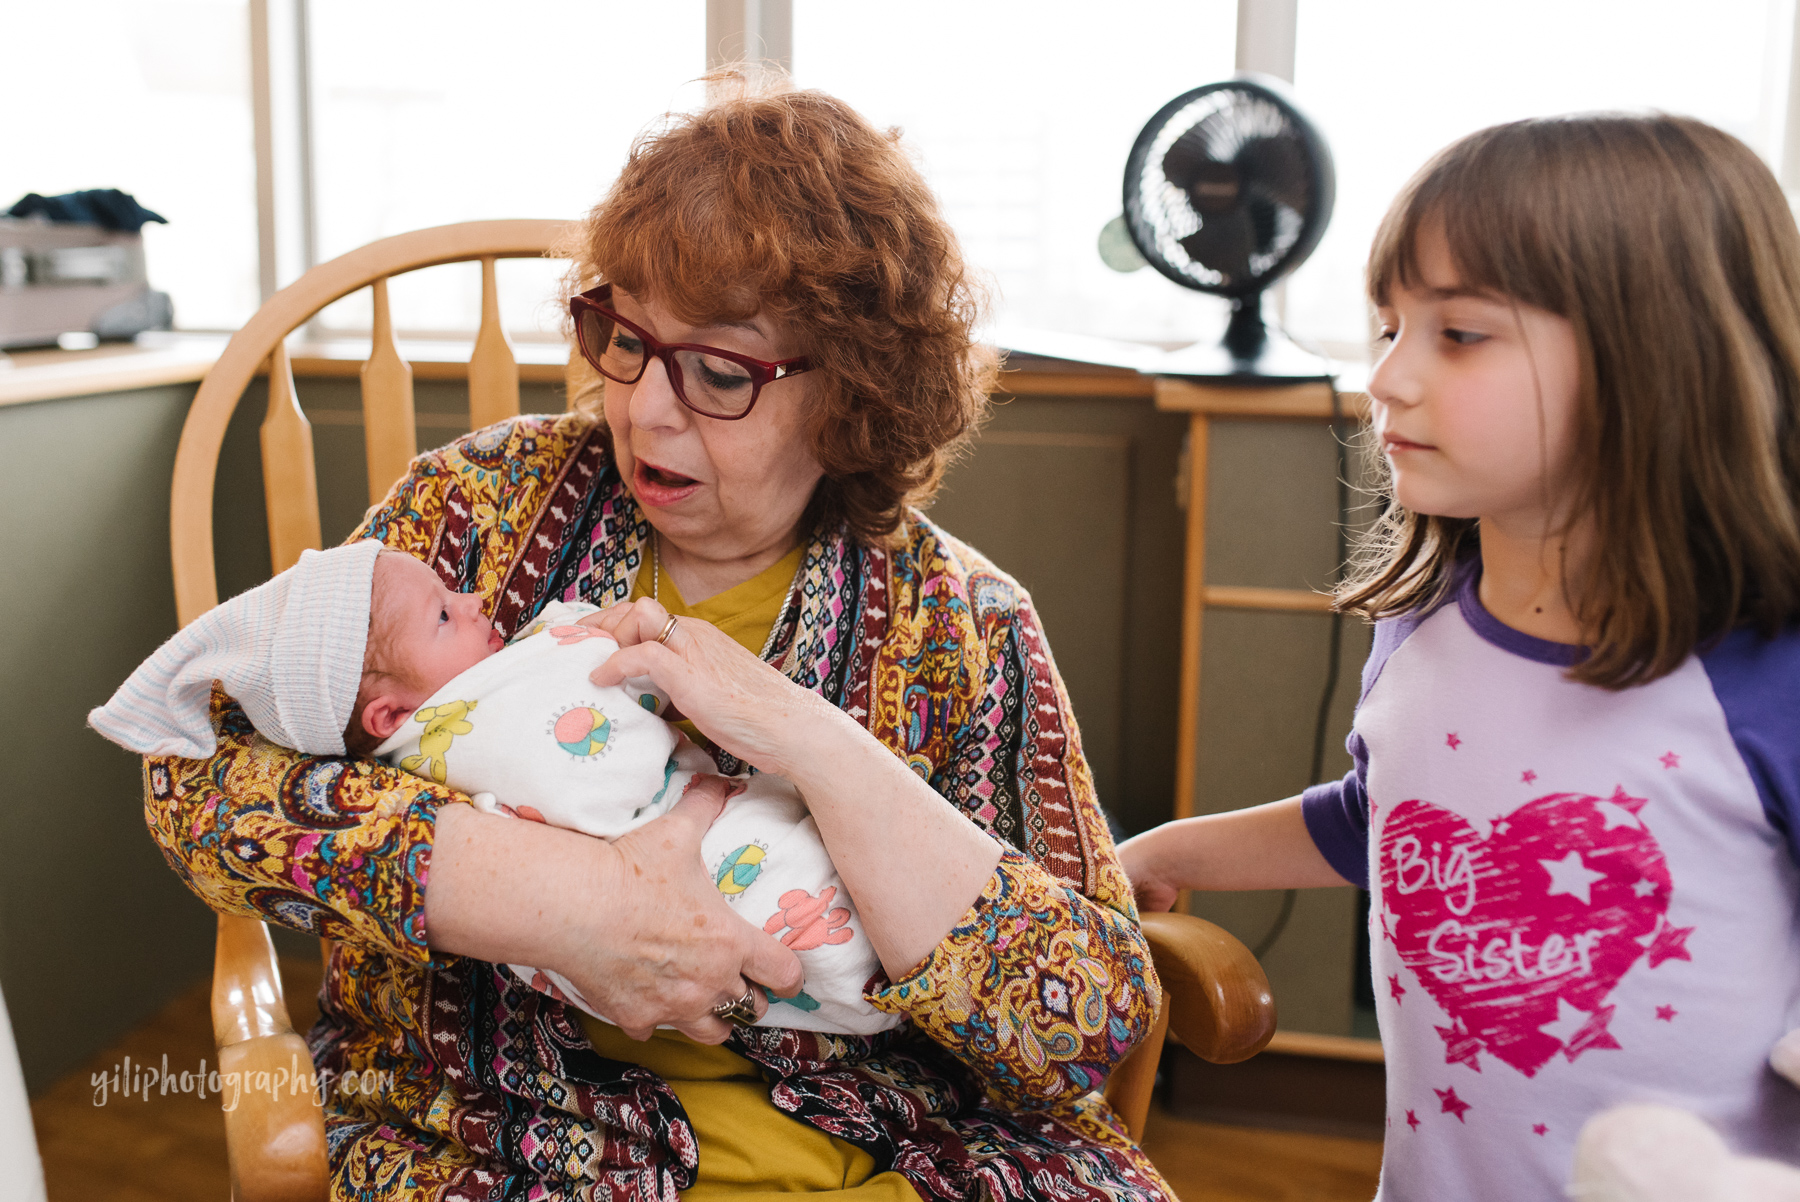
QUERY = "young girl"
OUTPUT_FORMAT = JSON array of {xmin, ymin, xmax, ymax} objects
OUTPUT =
[{"xmin": 1120, "ymin": 113, "xmax": 1800, "ymax": 1199}]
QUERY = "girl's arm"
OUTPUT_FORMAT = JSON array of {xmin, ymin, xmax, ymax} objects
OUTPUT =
[{"xmin": 1117, "ymin": 797, "xmax": 1356, "ymax": 913}]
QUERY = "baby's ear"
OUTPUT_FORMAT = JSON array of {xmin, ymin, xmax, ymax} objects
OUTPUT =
[{"xmin": 360, "ymin": 694, "xmax": 418, "ymax": 742}]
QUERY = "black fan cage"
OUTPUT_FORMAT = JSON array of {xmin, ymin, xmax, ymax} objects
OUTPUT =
[{"xmin": 1122, "ymin": 76, "xmax": 1335, "ymax": 299}]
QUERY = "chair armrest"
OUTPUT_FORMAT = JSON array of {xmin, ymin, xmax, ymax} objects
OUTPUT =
[
  {"xmin": 213, "ymin": 914, "xmax": 328, "ymax": 1202},
  {"xmin": 1140, "ymin": 910, "xmax": 1276, "ymax": 1064},
  {"xmin": 1102, "ymin": 910, "xmax": 1277, "ymax": 1142}
]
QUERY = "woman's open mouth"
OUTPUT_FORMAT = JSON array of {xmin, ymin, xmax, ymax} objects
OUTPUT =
[
  {"xmin": 1382, "ymin": 433, "xmax": 1435, "ymax": 454},
  {"xmin": 633, "ymin": 459, "xmax": 702, "ymax": 506}
]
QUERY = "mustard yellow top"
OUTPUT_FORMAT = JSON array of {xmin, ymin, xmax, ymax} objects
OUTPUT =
[{"xmin": 576, "ymin": 542, "xmax": 919, "ymax": 1200}]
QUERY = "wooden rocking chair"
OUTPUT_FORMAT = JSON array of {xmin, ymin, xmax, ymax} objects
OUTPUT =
[{"xmin": 166, "ymin": 220, "xmax": 1277, "ymax": 1201}]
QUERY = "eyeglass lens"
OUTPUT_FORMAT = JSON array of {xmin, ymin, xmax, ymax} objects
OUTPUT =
[{"xmin": 577, "ymin": 308, "xmax": 759, "ymax": 418}]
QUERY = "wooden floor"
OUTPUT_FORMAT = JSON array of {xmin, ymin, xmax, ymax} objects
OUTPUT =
[{"xmin": 29, "ymin": 961, "xmax": 1381, "ymax": 1201}]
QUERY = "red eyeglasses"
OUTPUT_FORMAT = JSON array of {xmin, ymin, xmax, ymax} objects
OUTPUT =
[{"xmin": 568, "ymin": 284, "xmax": 813, "ymax": 420}]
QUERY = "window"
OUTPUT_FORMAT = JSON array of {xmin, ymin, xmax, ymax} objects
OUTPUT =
[
  {"xmin": 11, "ymin": 3, "xmax": 1794, "ymax": 349},
  {"xmin": 1, "ymin": 0, "xmax": 259, "ymax": 332},
  {"xmin": 1284, "ymin": 0, "xmax": 1787, "ymax": 354},
  {"xmin": 307, "ymin": 0, "xmax": 704, "ymax": 340},
  {"xmin": 794, "ymin": 0, "xmax": 1238, "ymax": 348}
]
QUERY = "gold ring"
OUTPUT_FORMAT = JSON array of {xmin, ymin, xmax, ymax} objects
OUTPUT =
[
  {"xmin": 711, "ymin": 987, "xmax": 759, "ymax": 1027},
  {"xmin": 657, "ymin": 615, "xmax": 679, "ymax": 645}
]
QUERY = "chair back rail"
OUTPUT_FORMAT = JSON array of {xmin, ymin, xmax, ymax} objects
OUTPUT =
[
  {"xmin": 169, "ymin": 220, "xmax": 572, "ymax": 1202},
  {"xmin": 172, "ymin": 218, "xmax": 573, "ymax": 622}
]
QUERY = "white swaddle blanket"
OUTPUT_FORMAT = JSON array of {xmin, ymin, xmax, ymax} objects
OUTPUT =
[{"xmin": 374, "ymin": 601, "xmax": 895, "ymax": 1035}]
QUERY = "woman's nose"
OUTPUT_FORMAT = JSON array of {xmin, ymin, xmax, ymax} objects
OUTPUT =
[{"xmin": 629, "ymin": 354, "xmax": 689, "ymax": 431}]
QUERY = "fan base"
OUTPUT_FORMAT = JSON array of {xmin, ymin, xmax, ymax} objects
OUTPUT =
[{"xmin": 1158, "ymin": 326, "xmax": 1334, "ymax": 384}]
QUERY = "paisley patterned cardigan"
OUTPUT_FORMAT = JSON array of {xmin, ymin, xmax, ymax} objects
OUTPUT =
[{"xmin": 145, "ymin": 414, "xmax": 1172, "ymax": 1201}]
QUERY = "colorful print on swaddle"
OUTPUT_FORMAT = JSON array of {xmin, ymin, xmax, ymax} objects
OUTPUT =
[
  {"xmin": 549, "ymin": 624, "xmax": 612, "ymax": 645},
  {"xmin": 549, "ymin": 704, "xmax": 613, "ymax": 758},
  {"xmin": 399, "ymin": 700, "xmax": 479, "ymax": 783},
  {"xmin": 715, "ymin": 842, "xmax": 768, "ymax": 894},
  {"xmin": 765, "ymin": 886, "xmax": 854, "ymax": 950}
]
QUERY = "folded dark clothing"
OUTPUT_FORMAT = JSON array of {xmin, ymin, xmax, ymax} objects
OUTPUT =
[{"xmin": 7, "ymin": 189, "xmax": 167, "ymax": 232}]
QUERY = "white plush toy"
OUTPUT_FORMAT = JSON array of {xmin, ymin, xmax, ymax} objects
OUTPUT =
[{"xmin": 1568, "ymin": 1031, "xmax": 1800, "ymax": 1201}]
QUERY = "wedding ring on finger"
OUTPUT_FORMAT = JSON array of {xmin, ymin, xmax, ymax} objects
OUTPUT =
[
  {"xmin": 657, "ymin": 615, "xmax": 679, "ymax": 645},
  {"xmin": 710, "ymin": 987, "xmax": 759, "ymax": 1027}
]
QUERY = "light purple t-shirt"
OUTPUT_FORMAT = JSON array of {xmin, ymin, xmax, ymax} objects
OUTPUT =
[{"xmin": 1302, "ymin": 562, "xmax": 1800, "ymax": 1200}]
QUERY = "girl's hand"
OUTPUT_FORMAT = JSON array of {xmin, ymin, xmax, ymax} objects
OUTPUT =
[
  {"xmin": 1115, "ymin": 801, "xmax": 1355, "ymax": 917},
  {"xmin": 580, "ymin": 598, "xmax": 835, "ymax": 777},
  {"xmin": 560, "ymin": 774, "xmax": 803, "ymax": 1043},
  {"xmin": 1117, "ymin": 827, "xmax": 1182, "ymax": 914}
]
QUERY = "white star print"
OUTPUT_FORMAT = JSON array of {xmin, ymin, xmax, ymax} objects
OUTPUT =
[
  {"xmin": 1632, "ymin": 878, "xmax": 1658, "ymax": 898},
  {"xmin": 1540, "ymin": 850, "xmax": 1607, "ymax": 905},
  {"xmin": 1593, "ymin": 800, "xmax": 1642, "ymax": 831},
  {"xmin": 1539, "ymin": 998, "xmax": 1595, "ymax": 1047}
]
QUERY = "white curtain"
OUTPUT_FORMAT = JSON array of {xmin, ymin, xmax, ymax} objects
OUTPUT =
[{"xmin": 0, "ymin": 983, "xmax": 46, "ymax": 1202}]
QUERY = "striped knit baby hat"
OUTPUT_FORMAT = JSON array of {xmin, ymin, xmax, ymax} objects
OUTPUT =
[{"xmin": 88, "ymin": 540, "xmax": 384, "ymax": 758}]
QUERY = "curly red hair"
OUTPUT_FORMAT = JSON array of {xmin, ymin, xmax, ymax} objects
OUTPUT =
[{"xmin": 568, "ymin": 71, "xmax": 998, "ymax": 545}]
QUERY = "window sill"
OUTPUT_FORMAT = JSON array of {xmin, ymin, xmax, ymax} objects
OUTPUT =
[
  {"xmin": 0, "ymin": 331, "xmax": 1171, "ymax": 409},
  {"xmin": 0, "ymin": 332, "xmax": 580, "ymax": 408},
  {"xmin": 0, "ymin": 333, "xmax": 228, "ymax": 407}
]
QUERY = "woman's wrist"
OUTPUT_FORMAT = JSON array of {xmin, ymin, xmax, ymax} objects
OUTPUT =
[
  {"xmin": 769, "ymin": 701, "xmax": 1005, "ymax": 977},
  {"xmin": 757, "ymin": 681, "xmax": 866, "ymax": 785},
  {"xmin": 425, "ymin": 804, "xmax": 623, "ymax": 970}
]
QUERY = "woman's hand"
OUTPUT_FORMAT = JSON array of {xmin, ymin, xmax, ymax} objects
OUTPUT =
[
  {"xmin": 579, "ymin": 598, "xmax": 830, "ymax": 776},
  {"xmin": 574, "ymin": 774, "xmax": 804, "ymax": 1042},
  {"xmin": 427, "ymin": 780, "xmax": 804, "ymax": 1044},
  {"xmin": 581, "ymin": 597, "xmax": 1005, "ymax": 980}
]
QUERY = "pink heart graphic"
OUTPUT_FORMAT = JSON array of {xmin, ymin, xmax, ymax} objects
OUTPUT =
[{"xmin": 1379, "ymin": 789, "xmax": 1691, "ymax": 1078}]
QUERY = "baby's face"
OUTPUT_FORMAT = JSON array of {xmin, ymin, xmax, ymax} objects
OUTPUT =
[{"xmin": 371, "ymin": 552, "xmax": 504, "ymax": 700}]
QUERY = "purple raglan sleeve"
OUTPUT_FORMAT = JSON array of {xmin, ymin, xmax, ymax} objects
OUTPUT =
[
  {"xmin": 1300, "ymin": 610, "xmax": 1432, "ymax": 890},
  {"xmin": 1303, "ymin": 739, "xmax": 1372, "ymax": 889},
  {"xmin": 1701, "ymin": 624, "xmax": 1800, "ymax": 869}
]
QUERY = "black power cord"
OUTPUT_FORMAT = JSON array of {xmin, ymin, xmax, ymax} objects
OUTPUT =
[{"xmin": 1251, "ymin": 384, "xmax": 1350, "ymax": 961}]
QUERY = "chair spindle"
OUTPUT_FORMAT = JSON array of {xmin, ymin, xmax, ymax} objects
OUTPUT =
[
  {"xmin": 564, "ymin": 342, "xmax": 601, "ymax": 413},
  {"xmin": 361, "ymin": 277, "xmax": 418, "ymax": 504},
  {"xmin": 259, "ymin": 342, "xmax": 323, "ymax": 574},
  {"xmin": 469, "ymin": 255, "xmax": 520, "ymax": 429}
]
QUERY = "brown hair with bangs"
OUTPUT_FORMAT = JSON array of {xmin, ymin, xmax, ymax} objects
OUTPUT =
[
  {"xmin": 1342, "ymin": 113, "xmax": 1800, "ymax": 688},
  {"xmin": 567, "ymin": 69, "xmax": 999, "ymax": 546}
]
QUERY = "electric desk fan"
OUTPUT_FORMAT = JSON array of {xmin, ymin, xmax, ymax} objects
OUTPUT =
[{"xmin": 1117, "ymin": 75, "xmax": 1336, "ymax": 381}]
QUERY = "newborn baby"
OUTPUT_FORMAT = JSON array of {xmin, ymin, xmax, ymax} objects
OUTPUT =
[{"xmin": 91, "ymin": 540, "xmax": 893, "ymax": 1035}]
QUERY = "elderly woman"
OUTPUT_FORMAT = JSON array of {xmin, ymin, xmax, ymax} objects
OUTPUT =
[{"xmin": 146, "ymin": 79, "xmax": 1168, "ymax": 1200}]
